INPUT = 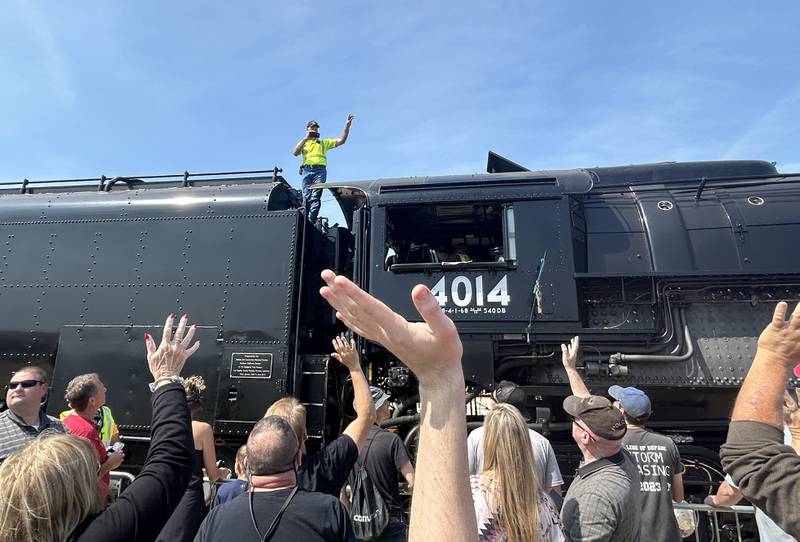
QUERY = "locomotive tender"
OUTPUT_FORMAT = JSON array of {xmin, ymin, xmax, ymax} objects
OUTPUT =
[{"xmin": 0, "ymin": 156, "xmax": 797, "ymax": 497}]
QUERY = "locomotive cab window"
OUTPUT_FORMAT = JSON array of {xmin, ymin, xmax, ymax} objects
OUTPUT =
[{"xmin": 385, "ymin": 203, "xmax": 516, "ymax": 271}]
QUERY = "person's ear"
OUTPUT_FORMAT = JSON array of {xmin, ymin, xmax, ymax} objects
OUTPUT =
[
  {"xmin": 40, "ymin": 385, "xmax": 49, "ymax": 406},
  {"xmin": 295, "ymin": 448, "xmax": 302, "ymax": 467}
]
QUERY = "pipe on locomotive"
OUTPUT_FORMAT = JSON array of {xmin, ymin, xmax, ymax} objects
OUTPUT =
[
  {"xmin": 380, "ymin": 386, "xmax": 483, "ymax": 429},
  {"xmin": 609, "ymin": 308, "xmax": 694, "ymax": 364}
]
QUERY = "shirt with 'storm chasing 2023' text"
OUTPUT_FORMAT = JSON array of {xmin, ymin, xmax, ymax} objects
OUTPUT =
[{"xmin": 622, "ymin": 427, "xmax": 685, "ymax": 542}]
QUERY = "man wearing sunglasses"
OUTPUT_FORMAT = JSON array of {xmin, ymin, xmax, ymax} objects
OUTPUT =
[{"xmin": 0, "ymin": 365, "xmax": 65, "ymax": 462}]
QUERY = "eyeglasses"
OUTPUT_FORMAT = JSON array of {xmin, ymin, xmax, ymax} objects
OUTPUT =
[{"xmin": 7, "ymin": 379, "xmax": 44, "ymax": 390}]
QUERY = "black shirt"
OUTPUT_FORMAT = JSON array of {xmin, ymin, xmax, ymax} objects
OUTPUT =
[
  {"xmin": 194, "ymin": 488, "xmax": 355, "ymax": 542},
  {"xmin": 297, "ymin": 434, "xmax": 358, "ymax": 496},
  {"xmin": 352, "ymin": 426, "xmax": 412, "ymax": 521}
]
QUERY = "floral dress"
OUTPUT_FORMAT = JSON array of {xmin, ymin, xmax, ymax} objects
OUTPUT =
[{"xmin": 470, "ymin": 474, "xmax": 565, "ymax": 542}]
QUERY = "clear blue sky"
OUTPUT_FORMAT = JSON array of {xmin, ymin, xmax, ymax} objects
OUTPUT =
[{"xmin": 2, "ymin": 1, "xmax": 799, "ymax": 225}]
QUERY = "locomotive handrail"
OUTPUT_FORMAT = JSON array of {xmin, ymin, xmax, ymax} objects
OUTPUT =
[{"xmin": 0, "ymin": 167, "xmax": 285, "ymax": 194}]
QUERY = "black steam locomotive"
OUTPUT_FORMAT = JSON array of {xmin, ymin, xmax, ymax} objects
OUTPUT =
[{"xmin": 0, "ymin": 155, "xmax": 797, "ymax": 503}]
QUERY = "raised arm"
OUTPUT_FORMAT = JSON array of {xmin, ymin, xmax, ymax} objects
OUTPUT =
[
  {"xmin": 561, "ymin": 336, "xmax": 590, "ymax": 398},
  {"xmin": 76, "ymin": 314, "xmax": 199, "ymax": 541},
  {"xmin": 333, "ymin": 335, "xmax": 376, "ymax": 452},
  {"xmin": 729, "ymin": 302, "xmax": 800, "ymax": 427},
  {"xmin": 320, "ymin": 270, "xmax": 477, "ymax": 542},
  {"xmin": 720, "ymin": 302, "xmax": 800, "ymax": 537},
  {"xmin": 335, "ymin": 114, "xmax": 354, "ymax": 147}
]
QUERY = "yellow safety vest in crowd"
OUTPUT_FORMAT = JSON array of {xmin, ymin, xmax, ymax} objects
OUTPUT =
[
  {"xmin": 302, "ymin": 138, "xmax": 338, "ymax": 166},
  {"xmin": 60, "ymin": 405, "xmax": 118, "ymax": 448}
]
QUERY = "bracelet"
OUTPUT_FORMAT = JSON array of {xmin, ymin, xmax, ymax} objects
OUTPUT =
[{"xmin": 149, "ymin": 375, "xmax": 185, "ymax": 392}]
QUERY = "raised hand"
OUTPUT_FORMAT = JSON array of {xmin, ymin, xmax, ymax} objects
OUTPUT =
[
  {"xmin": 144, "ymin": 313, "xmax": 200, "ymax": 381},
  {"xmin": 345, "ymin": 114, "xmax": 354, "ymax": 127},
  {"xmin": 561, "ymin": 336, "xmax": 580, "ymax": 370},
  {"xmin": 757, "ymin": 302, "xmax": 800, "ymax": 368},
  {"xmin": 331, "ymin": 334, "xmax": 360, "ymax": 370},
  {"xmin": 319, "ymin": 270, "xmax": 462, "ymax": 388}
]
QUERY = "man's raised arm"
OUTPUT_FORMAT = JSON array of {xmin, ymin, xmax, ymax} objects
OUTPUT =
[
  {"xmin": 561, "ymin": 336, "xmax": 590, "ymax": 398},
  {"xmin": 335, "ymin": 114, "xmax": 354, "ymax": 147},
  {"xmin": 320, "ymin": 270, "xmax": 477, "ymax": 542},
  {"xmin": 332, "ymin": 335, "xmax": 376, "ymax": 452},
  {"xmin": 720, "ymin": 302, "xmax": 800, "ymax": 537}
]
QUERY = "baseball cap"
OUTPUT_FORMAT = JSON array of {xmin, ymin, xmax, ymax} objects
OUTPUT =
[
  {"xmin": 608, "ymin": 385, "xmax": 652, "ymax": 419},
  {"xmin": 492, "ymin": 380, "xmax": 530, "ymax": 420},
  {"xmin": 354, "ymin": 386, "xmax": 390, "ymax": 411},
  {"xmin": 307, "ymin": 120, "xmax": 319, "ymax": 128},
  {"xmin": 563, "ymin": 395, "xmax": 627, "ymax": 441}
]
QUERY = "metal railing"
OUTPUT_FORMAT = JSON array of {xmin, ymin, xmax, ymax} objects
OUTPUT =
[
  {"xmin": 673, "ymin": 502, "xmax": 757, "ymax": 542},
  {"xmin": 108, "ymin": 470, "xmax": 136, "ymax": 501}
]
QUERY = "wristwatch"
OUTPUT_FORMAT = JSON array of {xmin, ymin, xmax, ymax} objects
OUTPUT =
[{"xmin": 149, "ymin": 375, "xmax": 185, "ymax": 392}]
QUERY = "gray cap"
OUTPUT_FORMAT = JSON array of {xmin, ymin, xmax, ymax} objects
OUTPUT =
[{"xmin": 354, "ymin": 386, "xmax": 390, "ymax": 410}]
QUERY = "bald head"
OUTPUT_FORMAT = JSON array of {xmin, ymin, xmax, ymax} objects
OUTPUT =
[{"xmin": 246, "ymin": 416, "xmax": 300, "ymax": 476}]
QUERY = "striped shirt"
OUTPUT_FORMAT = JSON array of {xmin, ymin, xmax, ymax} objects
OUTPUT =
[
  {"xmin": 561, "ymin": 450, "xmax": 642, "ymax": 542},
  {"xmin": 0, "ymin": 408, "xmax": 65, "ymax": 461}
]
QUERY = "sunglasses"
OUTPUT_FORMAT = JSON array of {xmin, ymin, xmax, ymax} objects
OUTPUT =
[{"xmin": 6, "ymin": 379, "xmax": 44, "ymax": 390}]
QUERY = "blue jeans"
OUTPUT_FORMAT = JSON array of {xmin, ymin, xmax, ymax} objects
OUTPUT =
[{"xmin": 301, "ymin": 165, "xmax": 327, "ymax": 225}]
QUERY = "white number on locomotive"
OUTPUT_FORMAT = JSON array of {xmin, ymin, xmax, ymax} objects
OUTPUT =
[{"xmin": 430, "ymin": 275, "xmax": 510, "ymax": 307}]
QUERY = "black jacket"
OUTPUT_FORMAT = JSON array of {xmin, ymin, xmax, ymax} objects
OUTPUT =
[{"xmin": 70, "ymin": 383, "xmax": 193, "ymax": 541}]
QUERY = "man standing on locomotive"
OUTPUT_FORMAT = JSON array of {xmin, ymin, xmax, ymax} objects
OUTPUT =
[{"xmin": 292, "ymin": 115, "xmax": 354, "ymax": 228}]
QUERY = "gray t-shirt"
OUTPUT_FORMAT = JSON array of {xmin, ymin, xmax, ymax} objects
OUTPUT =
[
  {"xmin": 622, "ymin": 427, "xmax": 684, "ymax": 542},
  {"xmin": 467, "ymin": 426, "xmax": 564, "ymax": 488},
  {"xmin": 561, "ymin": 450, "xmax": 642, "ymax": 542}
]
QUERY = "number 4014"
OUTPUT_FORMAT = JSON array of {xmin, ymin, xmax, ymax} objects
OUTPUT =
[{"xmin": 430, "ymin": 275, "xmax": 510, "ymax": 307}]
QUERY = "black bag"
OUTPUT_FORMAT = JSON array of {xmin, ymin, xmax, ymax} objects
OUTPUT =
[{"xmin": 349, "ymin": 434, "xmax": 389, "ymax": 540}]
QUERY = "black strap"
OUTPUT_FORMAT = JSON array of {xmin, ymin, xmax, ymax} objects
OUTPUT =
[
  {"xmin": 360, "ymin": 428, "xmax": 380, "ymax": 465},
  {"xmin": 248, "ymin": 485, "xmax": 299, "ymax": 542}
]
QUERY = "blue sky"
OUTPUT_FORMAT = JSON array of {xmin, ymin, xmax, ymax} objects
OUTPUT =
[{"xmin": 2, "ymin": 1, "xmax": 799, "ymax": 225}]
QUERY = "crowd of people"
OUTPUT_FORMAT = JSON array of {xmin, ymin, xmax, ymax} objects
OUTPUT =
[{"xmin": 0, "ymin": 276, "xmax": 798, "ymax": 541}]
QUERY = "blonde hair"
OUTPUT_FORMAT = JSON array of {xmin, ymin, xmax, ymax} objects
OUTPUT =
[
  {"xmin": 482, "ymin": 403, "xmax": 541, "ymax": 542},
  {"xmin": 0, "ymin": 433, "xmax": 100, "ymax": 542},
  {"xmin": 184, "ymin": 375, "xmax": 206, "ymax": 419},
  {"xmin": 265, "ymin": 397, "xmax": 307, "ymax": 453},
  {"xmin": 234, "ymin": 445, "xmax": 248, "ymax": 478}
]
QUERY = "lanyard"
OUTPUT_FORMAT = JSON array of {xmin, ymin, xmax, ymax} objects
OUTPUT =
[{"xmin": 248, "ymin": 485, "xmax": 298, "ymax": 542}]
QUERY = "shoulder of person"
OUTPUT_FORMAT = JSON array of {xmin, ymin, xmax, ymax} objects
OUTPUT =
[
  {"xmin": 46, "ymin": 416, "xmax": 66, "ymax": 431},
  {"xmin": 294, "ymin": 487, "xmax": 345, "ymax": 509},
  {"xmin": 466, "ymin": 425, "xmax": 484, "ymax": 442},
  {"xmin": 63, "ymin": 416, "xmax": 92, "ymax": 436},
  {"xmin": 333, "ymin": 432, "xmax": 358, "ymax": 452}
]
